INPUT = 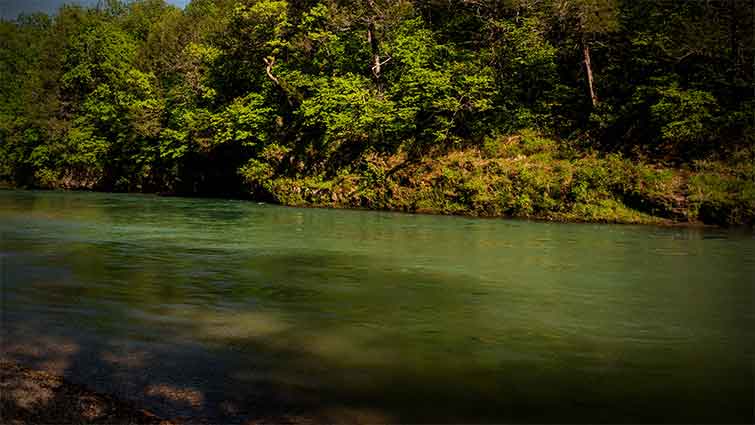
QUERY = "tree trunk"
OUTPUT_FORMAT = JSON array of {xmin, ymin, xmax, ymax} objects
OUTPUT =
[
  {"xmin": 263, "ymin": 56, "xmax": 299, "ymax": 107},
  {"xmin": 366, "ymin": 0, "xmax": 387, "ymax": 83},
  {"xmin": 368, "ymin": 22, "xmax": 381, "ymax": 80},
  {"xmin": 581, "ymin": 37, "xmax": 598, "ymax": 107},
  {"xmin": 729, "ymin": 0, "xmax": 739, "ymax": 82}
]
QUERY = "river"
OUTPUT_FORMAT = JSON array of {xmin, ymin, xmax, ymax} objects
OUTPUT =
[{"xmin": 1, "ymin": 190, "xmax": 752, "ymax": 423}]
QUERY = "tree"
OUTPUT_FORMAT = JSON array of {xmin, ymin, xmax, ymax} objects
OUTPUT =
[{"xmin": 551, "ymin": 0, "xmax": 618, "ymax": 107}]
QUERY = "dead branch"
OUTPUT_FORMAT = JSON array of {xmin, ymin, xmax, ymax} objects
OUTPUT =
[{"xmin": 263, "ymin": 56, "xmax": 279, "ymax": 85}]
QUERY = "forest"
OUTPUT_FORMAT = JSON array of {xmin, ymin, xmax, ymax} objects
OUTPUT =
[{"xmin": 1, "ymin": 0, "xmax": 753, "ymax": 225}]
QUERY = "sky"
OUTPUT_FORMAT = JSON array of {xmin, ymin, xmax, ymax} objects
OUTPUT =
[{"xmin": 0, "ymin": 0, "xmax": 190, "ymax": 20}]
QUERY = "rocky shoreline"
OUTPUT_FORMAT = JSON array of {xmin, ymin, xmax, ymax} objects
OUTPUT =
[{"xmin": 0, "ymin": 361, "xmax": 171, "ymax": 425}]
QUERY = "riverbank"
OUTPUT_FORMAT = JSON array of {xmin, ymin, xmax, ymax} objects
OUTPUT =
[
  {"xmin": 241, "ymin": 133, "xmax": 755, "ymax": 227},
  {"xmin": 4, "ymin": 134, "xmax": 753, "ymax": 227},
  {"xmin": 0, "ymin": 359, "xmax": 383, "ymax": 425},
  {"xmin": 0, "ymin": 361, "xmax": 171, "ymax": 425}
]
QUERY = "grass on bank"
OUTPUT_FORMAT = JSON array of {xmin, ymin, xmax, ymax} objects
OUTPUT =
[{"xmin": 242, "ymin": 131, "xmax": 755, "ymax": 226}]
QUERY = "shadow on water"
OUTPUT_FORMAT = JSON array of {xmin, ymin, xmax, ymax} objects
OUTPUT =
[
  {"xmin": 3, "ymin": 252, "xmax": 753, "ymax": 424},
  {"xmin": 1, "ymin": 191, "xmax": 753, "ymax": 423}
]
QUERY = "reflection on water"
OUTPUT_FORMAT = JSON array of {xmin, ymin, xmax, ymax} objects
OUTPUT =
[{"xmin": 1, "ymin": 189, "xmax": 753, "ymax": 423}]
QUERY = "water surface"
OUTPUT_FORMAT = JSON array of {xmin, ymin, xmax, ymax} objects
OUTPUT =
[{"xmin": 1, "ymin": 190, "xmax": 752, "ymax": 423}]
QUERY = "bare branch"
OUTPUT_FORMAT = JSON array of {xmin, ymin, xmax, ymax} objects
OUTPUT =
[
  {"xmin": 376, "ymin": 56, "xmax": 392, "ymax": 68},
  {"xmin": 263, "ymin": 56, "xmax": 279, "ymax": 85}
]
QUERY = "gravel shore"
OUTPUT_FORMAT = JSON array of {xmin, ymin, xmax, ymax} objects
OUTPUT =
[{"xmin": 1, "ymin": 361, "xmax": 172, "ymax": 425}]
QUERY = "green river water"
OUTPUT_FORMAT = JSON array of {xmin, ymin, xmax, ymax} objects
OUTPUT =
[{"xmin": 1, "ymin": 190, "xmax": 752, "ymax": 423}]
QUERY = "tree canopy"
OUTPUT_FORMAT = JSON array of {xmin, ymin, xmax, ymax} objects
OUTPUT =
[{"xmin": 1, "ymin": 0, "xmax": 753, "ymax": 223}]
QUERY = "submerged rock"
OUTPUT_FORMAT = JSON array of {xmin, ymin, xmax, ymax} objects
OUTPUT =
[{"xmin": 0, "ymin": 361, "xmax": 171, "ymax": 425}]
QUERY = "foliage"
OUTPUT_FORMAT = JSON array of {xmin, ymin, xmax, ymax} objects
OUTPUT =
[{"xmin": 0, "ymin": 0, "xmax": 752, "ymax": 225}]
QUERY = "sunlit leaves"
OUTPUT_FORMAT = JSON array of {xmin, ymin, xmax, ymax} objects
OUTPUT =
[
  {"xmin": 651, "ymin": 84, "xmax": 718, "ymax": 147},
  {"xmin": 212, "ymin": 92, "xmax": 273, "ymax": 147},
  {"xmin": 300, "ymin": 73, "xmax": 395, "ymax": 148}
]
